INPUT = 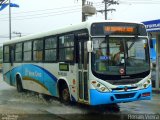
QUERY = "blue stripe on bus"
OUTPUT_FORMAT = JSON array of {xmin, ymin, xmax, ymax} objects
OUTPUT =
[{"xmin": 4, "ymin": 64, "xmax": 58, "ymax": 96}]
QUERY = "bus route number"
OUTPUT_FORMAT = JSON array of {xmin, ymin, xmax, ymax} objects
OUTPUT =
[{"xmin": 58, "ymin": 72, "xmax": 67, "ymax": 76}]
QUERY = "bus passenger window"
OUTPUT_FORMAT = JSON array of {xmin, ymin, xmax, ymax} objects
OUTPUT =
[
  {"xmin": 33, "ymin": 40, "xmax": 43, "ymax": 61},
  {"xmin": 45, "ymin": 37, "xmax": 57, "ymax": 61},
  {"xmin": 4, "ymin": 46, "xmax": 10, "ymax": 62},
  {"xmin": 34, "ymin": 51, "xmax": 43, "ymax": 61},
  {"xmin": 23, "ymin": 41, "xmax": 32, "ymax": 61},
  {"xmin": 59, "ymin": 34, "xmax": 74, "ymax": 62},
  {"xmin": 15, "ymin": 43, "xmax": 22, "ymax": 62}
]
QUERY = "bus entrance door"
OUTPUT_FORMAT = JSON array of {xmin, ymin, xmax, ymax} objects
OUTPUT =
[
  {"xmin": 9, "ymin": 45, "xmax": 15, "ymax": 85},
  {"xmin": 78, "ymin": 40, "xmax": 88, "ymax": 102}
]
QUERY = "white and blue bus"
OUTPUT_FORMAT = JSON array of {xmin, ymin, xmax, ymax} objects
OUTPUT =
[{"xmin": 3, "ymin": 20, "xmax": 152, "ymax": 105}]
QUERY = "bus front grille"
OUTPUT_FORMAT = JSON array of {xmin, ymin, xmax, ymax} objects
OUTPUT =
[
  {"xmin": 114, "ymin": 93, "xmax": 136, "ymax": 99},
  {"xmin": 106, "ymin": 78, "xmax": 142, "ymax": 85},
  {"xmin": 111, "ymin": 86, "xmax": 137, "ymax": 91}
]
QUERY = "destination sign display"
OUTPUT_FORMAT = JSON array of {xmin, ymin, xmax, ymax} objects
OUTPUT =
[
  {"xmin": 91, "ymin": 22, "xmax": 147, "ymax": 36},
  {"xmin": 104, "ymin": 26, "xmax": 135, "ymax": 33}
]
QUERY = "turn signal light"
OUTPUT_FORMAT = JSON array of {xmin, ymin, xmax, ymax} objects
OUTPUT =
[{"xmin": 92, "ymin": 81, "xmax": 97, "ymax": 84}]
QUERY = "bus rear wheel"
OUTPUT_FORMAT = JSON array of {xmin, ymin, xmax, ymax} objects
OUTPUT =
[
  {"xmin": 16, "ymin": 75, "xmax": 24, "ymax": 93},
  {"xmin": 60, "ymin": 86, "xmax": 70, "ymax": 104}
]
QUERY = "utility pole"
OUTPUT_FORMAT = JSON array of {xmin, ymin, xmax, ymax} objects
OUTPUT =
[
  {"xmin": 0, "ymin": 0, "xmax": 11, "ymax": 39},
  {"xmin": 9, "ymin": 0, "xmax": 11, "ymax": 39},
  {"xmin": 104, "ymin": 1, "xmax": 107, "ymax": 20},
  {"xmin": 1, "ymin": 0, "xmax": 19, "ymax": 40},
  {"xmin": 82, "ymin": 0, "xmax": 86, "ymax": 22},
  {"xmin": 97, "ymin": 0, "xmax": 119, "ymax": 20}
]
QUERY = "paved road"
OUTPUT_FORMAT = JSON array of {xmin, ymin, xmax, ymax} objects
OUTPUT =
[{"xmin": 0, "ymin": 74, "xmax": 160, "ymax": 120}]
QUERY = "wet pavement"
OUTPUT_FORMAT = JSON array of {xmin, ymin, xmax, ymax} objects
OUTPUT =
[{"xmin": 0, "ymin": 73, "xmax": 160, "ymax": 120}]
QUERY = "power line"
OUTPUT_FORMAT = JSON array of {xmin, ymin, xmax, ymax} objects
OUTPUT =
[
  {"xmin": 119, "ymin": 0, "xmax": 160, "ymax": 4},
  {"xmin": 0, "ymin": 9, "xmax": 81, "ymax": 21},
  {"xmin": 0, "ymin": 0, "xmax": 159, "ymax": 22},
  {"xmin": 120, "ymin": 2, "xmax": 160, "ymax": 4},
  {"xmin": 120, "ymin": 0, "xmax": 160, "ymax": 1},
  {"xmin": 94, "ymin": 0, "xmax": 160, "ymax": 14},
  {"xmin": 0, "ymin": 5, "xmax": 83, "ymax": 21},
  {"xmin": 96, "ymin": 0, "xmax": 119, "ymax": 20},
  {"xmin": 0, "ymin": 4, "xmax": 81, "ymax": 16},
  {"xmin": 0, "ymin": 7, "xmax": 82, "ymax": 19},
  {"xmin": 1, "ymin": 0, "xmax": 160, "ymax": 17},
  {"xmin": 94, "ymin": 0, "xmax": 160, "ymax": 5},
  {"xmin": 1, "ymin": 0, "xmax": 158, "ymax": 19}
]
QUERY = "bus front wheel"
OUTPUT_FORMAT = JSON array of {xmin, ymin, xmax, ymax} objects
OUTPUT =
[{"xmin": 16, "ymin": 75, "xmax": 24, "ymax": 92}]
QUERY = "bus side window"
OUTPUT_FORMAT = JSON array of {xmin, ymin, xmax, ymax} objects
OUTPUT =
[
  {"xmin": 10, "ymin": 47, "xmax": 15, "ymax": 64},
  {"xmin": 3, "ymin": 46, "xmax": 10, "ymax": 62},
  {"xmin": 33, "ymin": 40, "xmax": 43, "ymax": 61},
  {"xmin": 59, "ymin": 34, "xmax": 74, "ymax": 62},
  {"xmin": 45, "ymin": 37, "xmax": 57, "ymax": 62},
  {"xmin": 23, "ymin": 41, "xmax": 32, "ymax": 61},
  {"xmin": 15, "ymin": 43, "xmax": 22, "ymax": 62}
]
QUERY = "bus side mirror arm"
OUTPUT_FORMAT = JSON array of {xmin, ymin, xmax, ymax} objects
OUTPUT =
[{"xmin": 87, "ymin": 41, "xmax": 93, "ymax": 52}]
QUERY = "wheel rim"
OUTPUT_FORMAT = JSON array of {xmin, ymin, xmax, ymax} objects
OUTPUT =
[{"xmin": 62, "ymin": 88, "xmax": 69, "ymax": 101}]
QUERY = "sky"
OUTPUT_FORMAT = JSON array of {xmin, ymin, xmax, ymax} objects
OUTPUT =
[{"xmin": 0, "ymin": 0, "xmax": 160, "ymax": 44}]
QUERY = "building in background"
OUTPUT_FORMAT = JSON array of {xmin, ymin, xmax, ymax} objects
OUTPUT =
[{"xmin": 143, "ymin": 19, "xmax": 160, "ymax": 91}]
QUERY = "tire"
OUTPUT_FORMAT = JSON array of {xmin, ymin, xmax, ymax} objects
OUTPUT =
[
  {"xmin": 16, "ymin": 75, "xmax": 24, "ymax": 93},
  {"xmin": 60, "ymin": 86, "xmax": 70, "ymax": 104}
]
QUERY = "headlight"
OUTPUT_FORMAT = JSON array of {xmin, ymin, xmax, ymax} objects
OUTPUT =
[
  {"xmin": 91, "ymin": 80, "xmax": 110, "ymax": 92},
  {"xmin": 138, "ymin": 79, "xmax": 151, "ymax": 89}
]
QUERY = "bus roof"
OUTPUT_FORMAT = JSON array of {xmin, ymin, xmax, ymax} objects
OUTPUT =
[{"xmin": 3, "ymin": 20, "xmax": 144, "ymax": 45}]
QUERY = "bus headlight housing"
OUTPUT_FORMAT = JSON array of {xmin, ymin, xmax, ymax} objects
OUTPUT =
[
  {"xmin": 91, "ymin": 81, "xmax": 110, "ymax": 92},
  {"xmin": 138, "ymin": 79, "xmax": 151, "ymax": 89}
]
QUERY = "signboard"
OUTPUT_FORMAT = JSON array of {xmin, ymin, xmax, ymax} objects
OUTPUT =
[
  {"xmin": 104, "ymin": 26, "xmax": 135, "ymax": 34},
  {"xmin": 59, "ymin": 63, "xmax": 69, "ymax": 71},
  {"xmin": 91, "ymin": 22, "xmax": 147, "ymax": 36},
  {"xmin": 143, "ymin": 19, "xmax": 160, "ymax": 32},
  {"xmin": 0, "ymin": 3, "xmax": 19, "ymax": 11}
]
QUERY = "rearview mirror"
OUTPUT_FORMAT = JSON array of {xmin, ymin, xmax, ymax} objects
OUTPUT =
[{"xmin": 87, "ymin": 41, "xmax": 93, "ymax": 52}]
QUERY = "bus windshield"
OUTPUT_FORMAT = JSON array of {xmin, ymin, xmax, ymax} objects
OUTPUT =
[{"xmin": 91, "ymin": 37, "xmax": 150, "ymax": 76}]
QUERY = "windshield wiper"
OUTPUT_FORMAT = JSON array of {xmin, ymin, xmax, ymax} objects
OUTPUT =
[{"xmin": 128, "ymin": 41, "xmax": 135, "ymax": 50}]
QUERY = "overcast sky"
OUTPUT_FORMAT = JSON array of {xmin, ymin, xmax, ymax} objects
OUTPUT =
[{"xmin": 0, "ymin": 0, "xmax": 160, "ymax": 44}]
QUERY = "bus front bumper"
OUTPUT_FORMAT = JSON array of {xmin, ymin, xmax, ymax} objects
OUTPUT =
[{"xmin": 90, "ymin": 85, "xmax": 152, "ymax": 105}]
